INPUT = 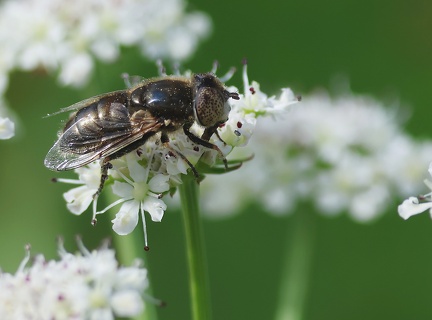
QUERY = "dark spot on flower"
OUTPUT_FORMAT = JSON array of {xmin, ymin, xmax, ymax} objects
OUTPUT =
[{"xmin": 249, "ymin": 87, "xmax": 256, "ymax": 94}]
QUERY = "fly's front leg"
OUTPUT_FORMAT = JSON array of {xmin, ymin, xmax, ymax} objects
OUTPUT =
[
  {"xmin": 184, "ymin": 123, "xmax": 228, "ymax": 170},
  {"xmin": 201, "ymin": 125, "xmax": 227, "ymax": 145}
]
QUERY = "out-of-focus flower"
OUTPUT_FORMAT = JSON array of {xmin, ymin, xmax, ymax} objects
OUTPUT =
[
  {"xmin": 0, "ymin": 239, "xmax": 149, "ymax": 319},
  {"xmin": 0, "ymin": 0, "xmax": 211, "ymax": 87},
  {"xmin": 200, "ymin": 90, "xmax": 432, "ymax": 222}
]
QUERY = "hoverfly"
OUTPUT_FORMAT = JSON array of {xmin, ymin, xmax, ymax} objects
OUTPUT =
[{"xmin": 44, "ymin": 69, "xmax": 240, "ymax": 197}]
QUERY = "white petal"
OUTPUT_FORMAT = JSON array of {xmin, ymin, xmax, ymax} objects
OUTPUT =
[
  {"xmin": 148, "ymin": 174, "xmax": 170, "ymax": 193},
  {"xmin": 112, "ymin": 201, "xmax": 140, "ymax": 235},
  {"xmin": 0, "ymin": 117, "xmax": 15, "ymax": 139},
  {"xmin": 127, "ymin": 156, "xmax": 147, "ymax": 183},
  {"xmin": 142, "ymin": 197, "xmax": 167, "ymax": 222},
  {"xmin": 63, "ymin": 186, "xmax": 96, "ymax": 215},
  {"xmin": 398, "ymin": 197, "xmax": 432, "ymax": 220},
  {"xmin": 112, "ymin": 181, "xmax": 133, "ymax": 199},
  {"xmin": 111, "ymin": 290, "xmax": 144, "ymax": 317}
]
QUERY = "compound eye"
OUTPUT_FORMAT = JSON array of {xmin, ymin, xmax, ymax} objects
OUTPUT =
[{"xmin": 195, "ymin": 87, "xmax": 228, "ymax": 127}]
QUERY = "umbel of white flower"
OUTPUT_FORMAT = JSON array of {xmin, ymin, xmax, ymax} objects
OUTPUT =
[
  {"xmin": 0, "ymin": 240, "xmax": 149, "ymax": 319},
  {"xmin": 0, "ymin": 0, "xmax": 211, "ymax": 89},
  {"xmin": 55, "ymin": 63, "xmax": 299, "ymax": 245},
  {"xmin": 199, "ymin": 90, "xmax": 432, "ymax": 222}
]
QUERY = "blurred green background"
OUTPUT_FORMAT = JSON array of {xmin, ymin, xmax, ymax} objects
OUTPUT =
[{"xmin": 2, "ymin": 0, "xmax": 432, "ymax": 319}]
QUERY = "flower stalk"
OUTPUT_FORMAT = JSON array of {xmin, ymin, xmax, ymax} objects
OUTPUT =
[
  {"xmin": 275, "ymin": 210, "xmax": 315, "ymax": 320},
  {"xmin": 112, "ymin": 208, "xmax": 158, "ymax": 320},
  {"xmin": 179, "ymin": 173, "xmax": 212, "ymax": 320}
]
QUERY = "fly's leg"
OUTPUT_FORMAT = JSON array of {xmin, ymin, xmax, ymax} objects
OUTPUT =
[
  {"xmin": 184, "ymin": 123, "xmax": 228, "ymax": 170},
  {"xmin": 161, "ymin": 132, "xmax": 200, "ymax": 179},
  {"xmin": 201, "ymin": 125, "xmax": 227, "ymax": 145},
  {"xmin": 91, "ymin": 131, "xmax": 157, "ymax": 199},
  {"xmin": 93, "ymin": 158, "xmax": 113, "ymax": 199}
]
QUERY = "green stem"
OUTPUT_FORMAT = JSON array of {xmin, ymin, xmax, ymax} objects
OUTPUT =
[
  {"xmin": 274, "ymin": 211, "xmax": 315, "ymax": 320},
  {"xmin": 112, "ymin": 212, "xmax": 158, "ymax": 320},
  {"xmin": 178, "ymin": 174, "xmax": 212, "ymax": 320}
]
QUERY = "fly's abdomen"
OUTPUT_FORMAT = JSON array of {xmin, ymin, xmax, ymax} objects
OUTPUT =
[{"xmin": 61, "ymin": 93, "xmax": 131, "ymax": 154}]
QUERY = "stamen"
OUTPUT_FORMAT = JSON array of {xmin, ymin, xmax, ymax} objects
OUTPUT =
[
  {"xmin": 75, "ymin": 235, "xmax": 91, "ymax": 256},
  {"xmin": 156, "ymin": 59, "xmax": 167, "ymax": 76},
  {"xmin": 242, "ymin": 61, "xmax": 249, "ymax": 93},
  {"xmin": 143, "ymin": 293, "xmax": 166, "ymax": 307},
  {"xmin": 145, "ymin": 148, "xmax": 155, "ymax": 179},
  {"xmin": 57, "ymin": 236, "xmax": 66, "ymax": 256},
  {"xmin": 219, "ymin": 67, "xmax": 236, "ymax": 83},
  {"xmin": 96, "ymin": 197, "xmax": 131, "ymax": 215},
  {"xmin": 211, "ymin": 60, "xmax": 219, "ymax": 74},
  {"xmin": 148, "ymin": 192, "xmax": 162, "ymax": 199},
  {"xmin": 173, "ymin": 62, "xmax": 181, "ymax": 75},
  {"xmin": 121, "ymin": 73, "xmax": 132, "ymax": 88},
  {"xmin": 53, "ymin": 178, "xmax": 83, "ymax": 185},
  {"xmin": 112, "ymin": 164, "xmax": 134, "ymax": 185},
  {"xmin": 92, "ymin": 196, "xmax": 99, "ymax": 225},
  {"xmin": 17, "ymin": 244, "xmax": 31, "ymax": 274},
  {"xmin": 140, "ymin": 205, "xmax": 149, "ymax": 250}
]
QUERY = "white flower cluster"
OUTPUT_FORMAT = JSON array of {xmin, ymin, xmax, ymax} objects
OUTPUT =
[
  {"xmin": 0, "ymin": 240, "xmax": 149, "ymax": 319},
  {"xmin": 55, "ymin": 64, "xmax": 298, "ymax": 244},
  {"xmin": 199, "ymin": 90, "xmax": 432, "ymax": 222},
  {"xmin": 0, "ymin": 0, "xmax": 211, "ymax": 88},
  {"xmin": 0, "ymin": 0, "xmax": 211, "ymax": 140}
]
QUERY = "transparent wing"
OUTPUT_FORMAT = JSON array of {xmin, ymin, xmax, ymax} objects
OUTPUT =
[
  {"xmin": 44, "ymin": 108, "xmax": 163, "ymax": 171},
  {"xmin": 45, "ymin": 90, "xmax": 127, "ymax": 117}
]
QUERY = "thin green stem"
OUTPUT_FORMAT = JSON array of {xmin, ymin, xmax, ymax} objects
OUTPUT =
[
  {"xmin": 178, "ymin": 174, "xmax": 212, "ymax": 320},
  {"xmin": 274, "ymin": 211, "xmax": 315, "ymax": 320},
  {"xmin": 112, "ymin": 210, "xmax": 158, "ymax": 320}
]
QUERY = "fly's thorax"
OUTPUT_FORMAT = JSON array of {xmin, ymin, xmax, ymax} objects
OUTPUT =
[
  {"xmin": 129, "ymin": 76, "xmax": 195, "ymax": 125},
  {"xmin": 193, "ymin": 73, "xmax": 231, "ymax": 128}
]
